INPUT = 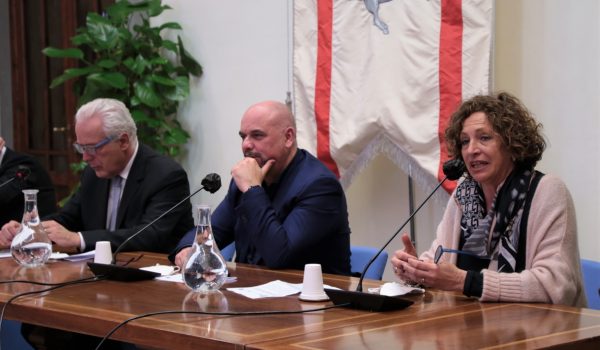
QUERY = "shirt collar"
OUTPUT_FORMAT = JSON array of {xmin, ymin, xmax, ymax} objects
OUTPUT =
[
  {"xmin": 0, "ymin": 145, "xmax": 5, "ymax": 165},
  {"xmin": 118, "ymin": 142, "xmax": 139, "ymax": 181}
]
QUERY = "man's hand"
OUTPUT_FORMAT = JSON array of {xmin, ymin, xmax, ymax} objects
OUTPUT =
[
  {"xmin": 175, "ymin": 247, "xmax": 192, "ymax": 269},
  {"xmin": 0, "ymin": 220, "xmax": 21, "ymax": 248},
  {"xmin": 231, "ymin": 157, "xmax": 275, "ymax": 192},
  {"xmin": 42, "ymin": 220, "xmax": 81, "ymax": 249}
]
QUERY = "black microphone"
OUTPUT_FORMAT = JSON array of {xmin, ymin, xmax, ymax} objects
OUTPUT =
[
  {"xmin": 325, "ymin": 159, "xmax": 465, "ymax": 312},
  {"xmin": 87, "ymin": 173, "xmax": 221, "ymax": 282},
  {"xmin": 200, "ymin": 173, "xmax": 221, "ymax": 193},
  {"xmin": 0, "ymin": 165, "xmax": 31, "ymax": 189}
]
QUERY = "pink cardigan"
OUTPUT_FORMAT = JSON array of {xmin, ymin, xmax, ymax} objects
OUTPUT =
[{"xmin": 420, "ymin": 174, "xmax": 587, "ymax": 307}]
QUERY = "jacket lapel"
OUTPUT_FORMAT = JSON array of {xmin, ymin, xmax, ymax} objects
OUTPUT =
[{"xmin": 115, "ymin": 145, "xmax": 146, "ymax": 228}]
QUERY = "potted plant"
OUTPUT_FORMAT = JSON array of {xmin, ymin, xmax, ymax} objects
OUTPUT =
[{"xmin": 43, "ymin": 0, "xmax": 202, "ymax": 158}]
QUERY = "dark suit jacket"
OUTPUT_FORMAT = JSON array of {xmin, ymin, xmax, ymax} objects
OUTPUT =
[
  {"xmin": 0, "ymin": 147, "xmax": 57, "ymax": 226},
  {"xmin": 48, "ymin": 144, "xmax": 194, "ymax": 253},
  {"xmin": 173, "ymin": 149, "xmax": 351, "ymax": 275}
]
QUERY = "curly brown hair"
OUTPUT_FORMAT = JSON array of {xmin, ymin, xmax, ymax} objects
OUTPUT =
[{"xmin": 445, "ymin": 92, "xmax": 546, "ymax": 169}]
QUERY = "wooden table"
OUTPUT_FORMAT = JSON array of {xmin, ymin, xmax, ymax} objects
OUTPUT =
[{"xmin": 0, "ymin": 252, "xmax": 599, "ymax": 349}]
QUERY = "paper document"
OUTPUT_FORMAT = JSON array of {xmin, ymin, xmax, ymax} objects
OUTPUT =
[
  {"xmin": 156, "ymin": 273, "xmax": 238, "ymax": 284},
  {"xmin": 227, "ymin": 280, "xmax": 339, "ymax": 299},
  {"xmin": 60, "ymin": 250, "xmax": 96, "ymax": 262},
  {"xmin": 368, "ymin": 282, "xmax": 425, "ymax": 296},
  {"xmin": 0, "ymin": 249, "xmax": 77, "ymax": 260}
]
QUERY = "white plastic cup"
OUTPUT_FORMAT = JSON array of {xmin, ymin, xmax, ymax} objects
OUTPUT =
[
  {"xmin": 94, "ymin": 241, "xmax": 113, "ymax": 264},
  {"xmin": 299, "ymin": 263, "xmax": 329, "ymax": 301}
]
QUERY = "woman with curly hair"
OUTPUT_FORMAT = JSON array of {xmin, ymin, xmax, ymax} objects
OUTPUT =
[{"xmin": 391, "ymin": 92, "xmax": 586, "ymax": 306}]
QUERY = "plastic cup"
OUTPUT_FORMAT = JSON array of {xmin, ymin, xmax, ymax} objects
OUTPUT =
[
  {"xmin": 299, "ymin": 263, "xmax": 329, "ymax": 301},
  {"xmin": 94, "ymin": 241, "xmax": 113, "ymax": 264}
]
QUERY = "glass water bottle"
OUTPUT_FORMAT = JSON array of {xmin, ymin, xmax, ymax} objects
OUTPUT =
[
  {"xmin": 10, "ymin": 189, "xmax": 53, "ymax": 267},
  {"xmin": 183, "ymin": 205, "xmax": 228, "ymax": 292}
]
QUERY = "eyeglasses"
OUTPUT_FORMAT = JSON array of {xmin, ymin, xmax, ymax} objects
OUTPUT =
[
  {"xmin": 73, "ymin": 135, "xmax": 116, "ymax": 155},
  {"xmin": 434, "ymin": 245, "xmax": 488, "ymax": 264}
]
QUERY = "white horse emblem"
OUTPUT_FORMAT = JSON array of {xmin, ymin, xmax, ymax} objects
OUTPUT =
[{"xmin": 363, "ymin": 0, "xmax": 393, "ymax": 34}]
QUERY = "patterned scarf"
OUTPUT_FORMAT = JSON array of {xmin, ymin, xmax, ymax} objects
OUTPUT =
[{"xmin": 455, "ymin": 168, "xmax": 534, "ymax": 273}]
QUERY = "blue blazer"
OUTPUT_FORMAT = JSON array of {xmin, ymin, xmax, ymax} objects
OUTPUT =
[{"xmin": 173, "ymin": 149, "xmax": 351, "ymax": 275}]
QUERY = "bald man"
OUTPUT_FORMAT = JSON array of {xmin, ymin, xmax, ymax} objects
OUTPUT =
[{"xmin": 172, "ymin": 101, "xmax": 351, "ymax": 275}]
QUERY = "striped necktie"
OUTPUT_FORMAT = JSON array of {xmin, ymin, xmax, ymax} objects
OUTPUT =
[{"xmin": 107, "ymin": 176, "xmax": 123, "ymax": 231}]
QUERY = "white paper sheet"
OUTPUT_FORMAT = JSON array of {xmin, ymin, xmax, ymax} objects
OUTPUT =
[
  {"xmin": 156, "ymin": 273, "xmax": 238, "ymax": 284},
  {"xmin": 227, "ymin": 280, "xmax": 340, "ymax": 299},
  {"xmin": 0, "ymin": 249, "xmax": 75, "ymax": 260},
  {"xmin": 368, "ymin": 282, "xmax": 425, "ymax": 296}
]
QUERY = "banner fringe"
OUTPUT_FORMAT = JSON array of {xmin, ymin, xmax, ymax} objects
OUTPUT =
[{"xmin": 340, "ymin": 133, "xmax": 450, "ymax": 203}]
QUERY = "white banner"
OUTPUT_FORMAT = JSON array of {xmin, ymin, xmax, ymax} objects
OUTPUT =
[{"xmin": 293, "ymin": 0, "xmax": 493, "ymax": 192}]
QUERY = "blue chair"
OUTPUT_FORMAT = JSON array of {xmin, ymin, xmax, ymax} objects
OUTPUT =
[
  {"xmin": 1, "ymin": 320, "xmax": 34, "ymax": 350},
  {"xmin": 581, "ymin": 259, "xmax": 600, "ymax": 310},
  {"xmin": 220, "ymin": 242, "xmax": 236, "ymax": 262},
  {"xmin": 351, "ymin": 245, "xmax": 388, "ymax": 280}
]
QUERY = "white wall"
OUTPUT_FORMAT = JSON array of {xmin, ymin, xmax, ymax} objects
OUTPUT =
[
  {"xmin": 159, "ymin": 0, "xmax": 599, "ymax": 281},
  {"xmin": 157, "ymin": 0, "xmax": 292, "ymax": 211},
  {"xmin": 494, "ymin": 0, "xmax": 600, "ymax": 262}
]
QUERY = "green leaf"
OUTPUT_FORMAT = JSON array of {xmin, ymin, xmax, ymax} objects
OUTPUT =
[
  {"xmin": 148, "ymin": 1, "xmax": 171, "ymax": 17},
  {"xmin": 105, "ymin": 1, "xmax": 135, "ymax": 23},
  {"xmin": 150, "ymin": 74, "xmax": 176, "ymax": 87},
  {"xmin": 70, "ymin": 161, "xmax": 87, "ymax": 173},
  {"xmin": 71, "ymin": 32, "xmax": 92, "ymax": 46},
  {"xmin": 49, "ymin": 67, "xmax": 99, "ymax": 88},
  {"xmin": 117, "ymin": 28, "xmax": 133, "ymax": 42},
  {"xmin": 42, "ymin": 47, "xmax": 84, "ymax": 59},
  {"xmin": 131, "ymin": 96, "xmax": 141, "ymax": 107},
  {"xmin": 178, "ymin": 36, "xmax": 203, "ymax": 76},
  {"xmin": 162, "ymin": 76, "xmax": 189, "ymax": 101},
  {"xmin": 131, "ymin": 109, "xmax": 152, "ymax": 123},
  {"xmin": 147, "ymin": 118, "xmax": 163, "ymax": 128},
  {"xmin": 97, "ymin": 59, "xmax": 118, "ymax": 69},
  {"xmin": 87, "ymin": 13, "xmax": 120, "ymax": 50},
  {"xmin": 126, "ymin": 0, "xmax": 169, "ymax": 17},
  {"xmin": 70, "ymin": 32, "xmax": 92, "ymax": 46},
  {"xmin": 124, "ymin": 55, "xmax": 148, "ymax": 76},
  {"xmin": 161, "ymin": 39, "xmax": 178, "ymax": 52},
  {"xmin": 87, "ymin": 72, "xmax": 128, "ymax": 89},
  {"xmin": 134, "ymin": 80, "xmax": 161, "ymax": 108},
  {"xmin": 149, "ymin": 57, "xmax": 169, "ymax": 66},
  {"xmin": 78, "ymin": 81, "xmax": 104, "ymax": 106},
  {"xmin": 166, "ymin": 126, "xmax": 190, "ymax": 144},
  {"xmin": 159, "ymin": 22, "xmax": 182, "ymax": 31}
]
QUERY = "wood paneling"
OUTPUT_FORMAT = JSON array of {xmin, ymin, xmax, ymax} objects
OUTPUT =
[{"xmin": 8, "ymin": 0, "xmax": 112, "ymax": 202}]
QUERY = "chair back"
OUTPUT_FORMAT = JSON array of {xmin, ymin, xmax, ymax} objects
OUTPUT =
[
  {"xmin": 220, "ymin": 242, "xmax": 236, "ymax": 262},
  {"xmin": 581, "ymin": 259, "xmax": 600, "ymax": 310},
  {"xmin": 351, "ymin": 245, "xmax": 388, "ymax": 280}
]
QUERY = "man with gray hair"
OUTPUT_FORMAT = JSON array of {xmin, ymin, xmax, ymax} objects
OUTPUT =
[{"xmin": 1, "ymin": 98, "xmax": 193, "ymax": 254}]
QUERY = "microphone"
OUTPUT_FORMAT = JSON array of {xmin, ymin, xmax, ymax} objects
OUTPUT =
[
  {"xmin": 325, "ymin": 159, "xmax": 465, "ymax": 311},
  {"xmin": 0, "ymin": 165, "xmax": 31, "ymax": 189},
  {"xmin": 15, "ymin": 165, "xmax": 31, "ymax": 180},
  {"xmin": 87, "ymin": 173, "xmax": 221, "ymax": 282}
]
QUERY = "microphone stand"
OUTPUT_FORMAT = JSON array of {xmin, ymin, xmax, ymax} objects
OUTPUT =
[
  {"xmin": 356, "ymin": 176, "xmax": 449, "ymax": 292},
  {"xmin": 0, "ymin": 177, "xmax": 15, "ymax": 189},
  {"xmin": 325, "ymin": 159, "xmax": 465, "ymax": 311},
  {"xmin": 110, "ymin": 186, "xmax": 207, "ymax": 264},
  {"xmin": 87, "ymin": 173, "xmax": 221, "ymax": 282},
  {"xmin": 0, "ymin": 166, "xmax": 31, "ymax": 189}
]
